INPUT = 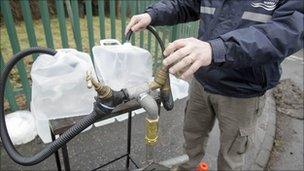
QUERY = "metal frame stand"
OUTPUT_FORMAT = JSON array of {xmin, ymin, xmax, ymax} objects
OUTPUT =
[
  {"xmin": 51, "ymin": 111, "xmax": 138, "ymax": 171},
  {"xmin": 51, "ymin": 132, "xmax": 71, "ymax": 171},
  {"xmin": 50, "ymin": 133, "xmax": 62, "ymax": 171}
]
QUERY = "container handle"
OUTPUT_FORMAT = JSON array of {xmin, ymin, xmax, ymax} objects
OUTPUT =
[{"xmin": 100, "ymin": 39, "xmax": 121, "ymax": 46}]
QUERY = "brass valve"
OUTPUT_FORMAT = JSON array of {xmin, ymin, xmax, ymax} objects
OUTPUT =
[
  {"xmin": 86, "ymin": 71, "xmax": 113, "ymax": 100},
  {"xmin": 148, "ymin": 66, "xmax": 168, "ymax": 90}
]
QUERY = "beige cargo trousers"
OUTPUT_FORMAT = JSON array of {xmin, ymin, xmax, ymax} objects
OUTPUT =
[{"xmin": 180, "ymin": 78, "xmax": 265, "ymax": 170}]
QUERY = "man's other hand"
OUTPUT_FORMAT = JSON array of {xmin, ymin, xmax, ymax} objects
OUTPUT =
[
  {"xmin": 163, "ymin": 38, "xmax": 212, "ymax": 80},
  {"xmin": 125, "ymin": 13, "xmax": 152, "ymax": 35}
]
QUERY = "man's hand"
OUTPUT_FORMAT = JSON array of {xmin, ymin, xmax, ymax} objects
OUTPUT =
[
  {"xmin": 163, "ymin": 37, "xmax": 212, "ymax": 80},
  {"xmin": 125, "ymin": 13, "xmax": 152, "ymax": 34}
]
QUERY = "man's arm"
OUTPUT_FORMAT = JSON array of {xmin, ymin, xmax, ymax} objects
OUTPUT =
[
  {"xmin": 125, "ymin": 0, "xmax": 200, "ymax": 35},
  {"xmin": 209, "ymin": 0, "xmax": 304, "ymax": 68},
  {"xmin": 145, "ymin": 0, "xmax": 200, "ymax": 26},
  {"xmin": 163, "ymin": 0, "xmax": 303, "ymax": 79}
]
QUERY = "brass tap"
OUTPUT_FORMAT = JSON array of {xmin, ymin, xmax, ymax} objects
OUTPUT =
[
  {"xmin": 86, "ymin": 71, "xmax": 112, "ymax": 100},
  {"xmin": 149, "ymin": 65, "xmax": 169, "ymax": 90},
  {"xmin": 145, "ymin": 117, "xmax": 159, "ymax": 146}
]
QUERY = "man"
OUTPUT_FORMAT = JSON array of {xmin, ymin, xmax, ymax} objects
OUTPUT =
[{"xmin": 126, "ymin": 0, "xmax": 303, "ymax": 170}]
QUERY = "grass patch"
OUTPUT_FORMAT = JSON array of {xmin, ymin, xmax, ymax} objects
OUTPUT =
[
  {"xmin": 1, "ymin": 16, "xmax": 172, "ymax": 60},
  {"xmin": 1, "ymin": 16, "xmax": 127, "ymax": 61}
]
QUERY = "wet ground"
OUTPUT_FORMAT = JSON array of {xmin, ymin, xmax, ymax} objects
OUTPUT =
[
  {"xmin": 1, "ymin": 50, "xmax": 303, "ymax": 170},
  {"xmin": 266, "ymin": 50, "xmax": 303, "ymax": 171},
  {"xmin": 0, "ymin": 99, "xmax": 187, "ymax": 170},
  {"xmin": 266, "ymin": 79, "xmax": 304, "ymax": 171}
]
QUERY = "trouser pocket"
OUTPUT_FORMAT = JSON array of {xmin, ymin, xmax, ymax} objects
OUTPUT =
[{"xmin": 228, "ymin": 126, "xmax": 255, "ymax": 155}]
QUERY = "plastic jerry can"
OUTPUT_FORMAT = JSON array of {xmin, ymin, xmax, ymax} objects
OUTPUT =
[{"xmin": 92, "ymin": 39, "xmax": 153, "ymax": 91}]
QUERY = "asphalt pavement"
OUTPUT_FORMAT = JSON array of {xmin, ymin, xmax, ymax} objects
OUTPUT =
[
  {"xmin": 0, "ymin": 99, "xmax": 187, "ymax": 170},
  {"xmin": 1, "ymin": 50, "xmax": 303, "ymax": 170}
]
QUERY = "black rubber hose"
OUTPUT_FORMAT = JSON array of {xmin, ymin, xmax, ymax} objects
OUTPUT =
[
  {"xmin": 125, "ymin": 26, "xmax": 174, "ymax": 111},
  {"xmin": 126, "ymin": 26, "xmax": 166, "ymax": 52},
  {"xmin": 0, "ymin": 47, "xmax": 101, "ymax": 165}
]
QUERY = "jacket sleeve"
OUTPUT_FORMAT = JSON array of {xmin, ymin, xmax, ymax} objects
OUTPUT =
[
  {"xmin": 208, "ymin": 0, "xmax": 304, "ymax": 68},
  {"xmin": 145, "ymin": 0, "xmax": 200, "ymax": 26}
]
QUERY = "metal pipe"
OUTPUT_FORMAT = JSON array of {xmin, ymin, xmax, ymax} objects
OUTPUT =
[
  {"xmin": 138, "ymin": 94, "xmax": 158, "ymax": 120},
  {"xmin": 126, "ymin": 25, "xmax": 174, "ymax": 111},
  {"xmin": 126, "ymin": 83, "xmax": 150, "ymax": 99},
  {"xmin": 137, "ymin": 93, "xmax": 159, "ymax": 162}
]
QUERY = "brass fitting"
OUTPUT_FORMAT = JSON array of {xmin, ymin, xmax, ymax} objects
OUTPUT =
[
  {"xmin": 154, "ymin": 66, "xmax": 168, "ymax": 87},
  {"xmin": 148, "ymin": 65, "xmax": 169, "ymax": 91},
  {"xmin": 148, "ymin": 81, "xmax": 161, "ymax": 91},
  {"xmin": 145, "ymin": 117, "xmax": 159, "ymax": 146},
  {"xmin": 86, "ymin": 71, "xmax": 112, "ymax": 100}
]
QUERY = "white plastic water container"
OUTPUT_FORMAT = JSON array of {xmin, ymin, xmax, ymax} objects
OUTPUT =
[
  {"xmin": 31, "ymin": 49, "xmax": 96, "ymax": 143},
  {"xmin": 92, "ymin": 39, "xmax": 153, "ymax": 91},
  {"xmin": 169, "ymin": 74, "xmax": 189, "ymax": 100},
  {"xmin": 5, "ymin": 110, "xmax": 37, "ymax": 145}
]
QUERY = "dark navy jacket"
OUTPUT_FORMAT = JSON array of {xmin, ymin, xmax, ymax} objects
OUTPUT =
[{"xmin": 146, "ymin": 0, "xmax": 303, "ymax": 97}]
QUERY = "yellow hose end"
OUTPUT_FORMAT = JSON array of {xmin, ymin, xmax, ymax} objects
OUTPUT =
[{"xmin": 145, "ymin": 117, "xmax": 159, "ymax": 146}]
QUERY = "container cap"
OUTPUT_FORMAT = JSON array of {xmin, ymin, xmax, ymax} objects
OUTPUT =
[{"xmin": 197, "ymin": 161, "xmax": 208, "ymax": 171}]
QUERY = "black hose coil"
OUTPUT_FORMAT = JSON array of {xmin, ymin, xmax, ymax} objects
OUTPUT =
[{"xmin": 0, "ymin": 47, "xmax": 101, "ymax": 165}]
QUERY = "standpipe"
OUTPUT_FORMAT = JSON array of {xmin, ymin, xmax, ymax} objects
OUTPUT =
[
  {"xmin": 84, "ymin": 25, "xmax": 173, "ymax": 163},
  {"xmin": 0, "ymin": 25, "xmax": 173, "ymax": 166},
  {"xmin": 86, "ymin": 64, "xmax": 168, "ymax": 162}
]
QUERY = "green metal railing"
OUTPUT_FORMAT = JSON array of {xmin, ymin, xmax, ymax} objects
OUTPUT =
[{"xmin": 0, "ymin": 0, "xmax": 199, "ymax": 112}]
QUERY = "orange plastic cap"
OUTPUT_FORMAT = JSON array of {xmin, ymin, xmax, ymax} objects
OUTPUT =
[{"xmin": 197, "ymin": 161, "xmax": 208, "ymax": 171}]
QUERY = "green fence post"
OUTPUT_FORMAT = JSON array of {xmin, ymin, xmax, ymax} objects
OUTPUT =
[
  {"xmin": 0, "ymin": 0, "xmax": 31, "ymax": 104},
  {"xmin": 180, "ymin": 24, "xmax": 184, "ymax": 38},
  {"xmin": 147, "ymin": 31, "xmax": 152, "ymax": 51},
  {"xmin": 190, "ymin": 22, "xmax": 195, "ymax": 37},
  {"xmin": 147, "ymin": 0, "xmax": 153, "ymax": 51},
  {"xmin": 85, "ymin": 0, "xmax": 95, "ymax": 57},
  {"xmin": 110, "ymin": 0, "xmax": 116, "ymax": 39},
  {"xmin": 176, "ymin": 24, "xmax": 180, "ymax": 40},
  {"xmin": 171, "ymin": 25, "xmax": 178, "ymax": 42},
  {"xmin": 55, "ymin": 0, "xmax": 69, "ymax": 48},
  {"xmin": 162, "ymin": 29, "xmax": 167, "ymax": 47},
  {"xmin": 98, "ymin": 0, "xmax": 105, "ymax": 40},
  {"xmin": 155, "ymin": 31, "xmax": 159, "ymax": 57},
  {"xmin": 20, "ymin": 0, "xmax": 38, "ymax": 60},
  {"xmin": 38, "ymin": 0, "xmax": 54, "ymax": 48},
  {"xmin": 69, "ymin": 0, "xmax": 83, "ymax": 51},
  {"xmin": 185, "ymin": 24, "xmax": 189, "ymax": 37},
  {"xmin": 139, "ymin": 1, "xmax": 146, "ymax": 48},
  {"xmin": 129, "ymin": 0, "xmax": 137, "ymax": 44},
  {"xmin": 1, "ymin": 53, "xmax": 18, "ymax": 111},
  {"xmin": 121, "ymin": 0, "xmax": 127, "ymax": 42}
]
